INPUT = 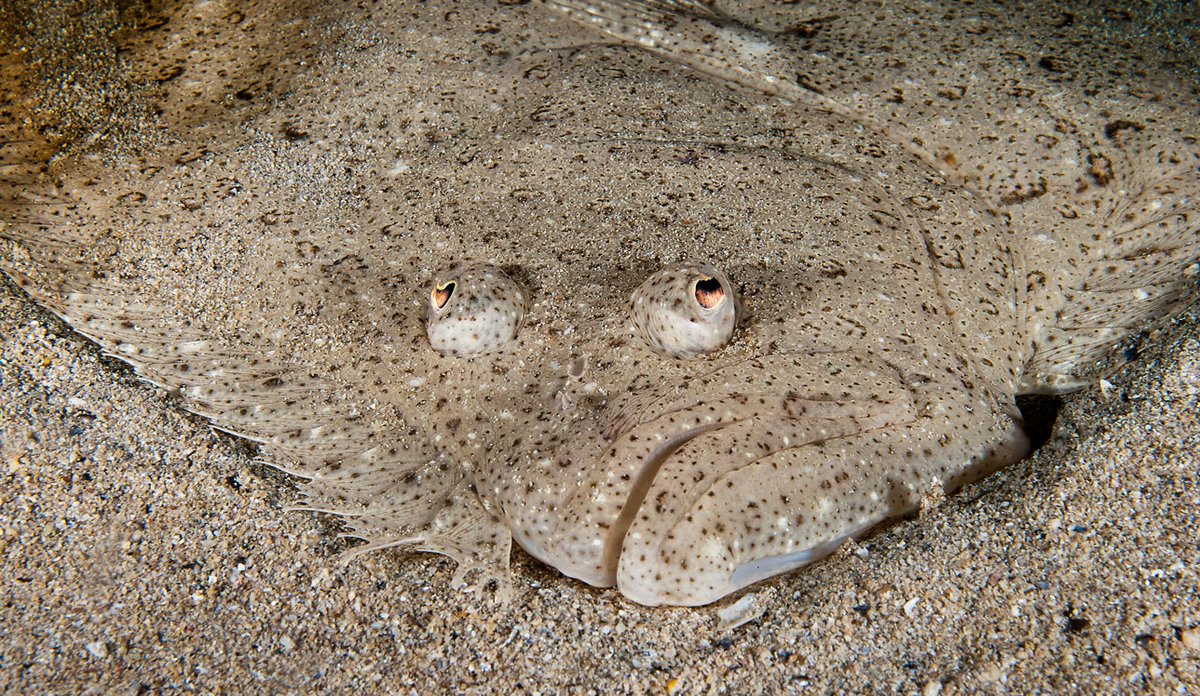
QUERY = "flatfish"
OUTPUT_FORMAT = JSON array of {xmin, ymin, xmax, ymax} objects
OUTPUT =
[{"xmin": 1, "ymin": 0, "xmax": 1196, "ymax": 606}]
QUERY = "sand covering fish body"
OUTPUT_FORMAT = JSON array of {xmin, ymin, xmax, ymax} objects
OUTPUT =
[{"xmin": 1, "ymin": 0, "xmax": 1197, "ymax": 605}]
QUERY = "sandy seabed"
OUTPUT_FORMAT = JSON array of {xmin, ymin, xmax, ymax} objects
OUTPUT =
[
  {"xmin": 3, "ymin": 258, "xmax": 1198, "ymax": 694},
  {"xmin": 2, "ymin": 1, "xmax": 1200, "ymax": 693}
]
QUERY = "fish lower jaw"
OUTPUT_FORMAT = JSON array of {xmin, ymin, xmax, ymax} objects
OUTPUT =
[
  {"xmin": 614, "ymin": 528, "xmax": 860, "ymax": 608},
  {"xmin": 506, "ymin": 522, "xmax": 616, "ymax": 589}
]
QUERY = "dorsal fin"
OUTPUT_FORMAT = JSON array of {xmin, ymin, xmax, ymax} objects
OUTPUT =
[{"xmin": 1021, "ymin": 165, "xmax": 1200, "ymax": 392}]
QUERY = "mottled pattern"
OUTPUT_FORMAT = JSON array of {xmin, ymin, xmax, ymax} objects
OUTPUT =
[{"xmin": 1, "ymin": 0, "xmax": 1197, "ymax": 606}]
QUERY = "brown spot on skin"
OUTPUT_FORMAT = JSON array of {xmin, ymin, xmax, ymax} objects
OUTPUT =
[
  {"xmin": 999, "ymin": 178, "xmax": 1048, "ymax": 205},
  {"xmin": 1087, "ymin": 153, "xmax": 1114, "ymax": 186},
  {"xmin": 1104, "ymin": 119, "xmax": 1145, "ymax": 141}
]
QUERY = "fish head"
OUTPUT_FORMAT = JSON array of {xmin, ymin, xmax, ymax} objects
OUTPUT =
[
  {"xmin": 0, "ymin": 22, "xmax": 1025, "ymax": 607},
  {"xmin": 392, "ymin": 81, "xmax": 999, "ymax": 605}
]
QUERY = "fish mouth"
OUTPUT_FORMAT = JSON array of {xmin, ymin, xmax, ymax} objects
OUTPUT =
[
  {"xmin": 533, "ymin": 352, "xmax": 922, "ymax": 599},
  {"xmin": 600, "ymin": 421, "xmax": 724, "ymax": 584}
]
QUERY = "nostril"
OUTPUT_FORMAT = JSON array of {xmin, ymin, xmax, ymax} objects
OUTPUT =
[{"xmin": 694, "ymin": 277, "xmax": 724, "ymax": 310}]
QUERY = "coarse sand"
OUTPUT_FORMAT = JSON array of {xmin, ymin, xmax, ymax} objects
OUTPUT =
[{"xmin": 2, "ymin": 1, "xmax": 1199, "ymax": 693}]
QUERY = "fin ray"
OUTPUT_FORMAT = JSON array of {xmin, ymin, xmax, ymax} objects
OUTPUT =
[
  {"xmin": 1023, "ymin": 169, "xmax": 1200, "ymax": 392},
  {"xmin": 1, "ymin": 115, "xmax": 514, "ymax": 594}
]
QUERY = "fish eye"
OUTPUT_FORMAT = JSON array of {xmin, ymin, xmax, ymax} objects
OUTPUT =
[
  {"xmin": 431, "ymin": 280, "xmax": 456, "ymax": 310},
  {"xmin": 630, "ymin": 262, "xmax": 738, "ymax": 358},
  {"xmin": 426, "ymin": 262, "xmax": 528, "ymax": 356}
]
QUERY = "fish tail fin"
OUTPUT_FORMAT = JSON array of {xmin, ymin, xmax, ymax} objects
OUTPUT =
[{"xmin": 1022, "ymin": 164, "xmax": 1200, "ymax": 392}]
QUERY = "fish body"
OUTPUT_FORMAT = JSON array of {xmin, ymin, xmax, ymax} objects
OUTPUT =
[{"xmin": 1, "ymin": 0, "xmax": 1196, "ymax": 605}]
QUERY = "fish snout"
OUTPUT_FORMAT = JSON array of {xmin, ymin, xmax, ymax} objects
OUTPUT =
[
  {"xmin": 600, "ymin": 353, "xmax": 1029, "ymax": 606},
  {"xmin": 535, "ymin": 352, "xmax": 974, "ymax": 605}
]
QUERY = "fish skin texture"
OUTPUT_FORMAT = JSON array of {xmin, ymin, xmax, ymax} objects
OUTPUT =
[{"xmin": 1, "ymin": 0, "xmax": 1196, "ymax": 605}]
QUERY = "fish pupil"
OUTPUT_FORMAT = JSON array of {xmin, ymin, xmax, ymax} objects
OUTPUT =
[
  {"xmin": 694, "ymin": 277, "xmax": 724, "ymax": 310},
  {"xmin": 432, "ymin": 281, "xmax": 456, "ymax": 310}
]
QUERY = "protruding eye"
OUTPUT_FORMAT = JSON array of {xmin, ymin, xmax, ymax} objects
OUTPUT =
[
  {"xmin": 630, "ymin": 262, "xmax": 737, "ymax": 358},
  {"xmin": 426, "ymin": 263, "xmax": 527, "ymax": 356}
]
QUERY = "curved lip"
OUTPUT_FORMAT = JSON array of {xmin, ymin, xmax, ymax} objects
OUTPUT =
[
  {"xmin": 514, "ymin": 417, "xmax": 736, "ymax": 589},
  {"xmin": 599, "ymin": 420, "xmax": 728, "ymax": 581}
]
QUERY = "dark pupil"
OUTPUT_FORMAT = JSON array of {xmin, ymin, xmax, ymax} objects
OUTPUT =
[
  {"xmin": 694, "ymin": 277, "xmax": 724, "ymax": 309},
  {"xmin": 434, "ymin": 281, "xmax": 456, "ymax": 309}
]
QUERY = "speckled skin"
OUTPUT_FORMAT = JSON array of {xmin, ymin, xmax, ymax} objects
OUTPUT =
[
  {"xmin": 1, "ymin": 0, "xmax": 1196, "ymax": 606},
  {"xmin": 630, "ymin": 262, "xmax": 737, "ymax": 357}
]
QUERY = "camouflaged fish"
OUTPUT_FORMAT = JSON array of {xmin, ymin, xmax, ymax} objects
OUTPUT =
[{"xmin": 1, "ymin": 0, "xmax": 1197, "ymax": 606}]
